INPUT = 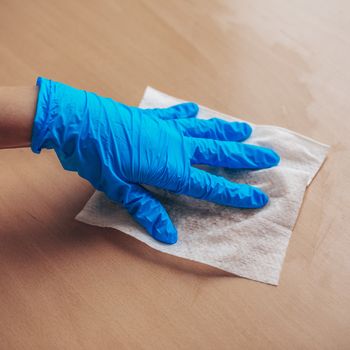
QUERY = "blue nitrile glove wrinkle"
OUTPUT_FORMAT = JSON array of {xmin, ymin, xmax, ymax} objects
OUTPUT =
[{"xmin": 31, "ymin": 77, "xmax": 279, "ymax": 244}]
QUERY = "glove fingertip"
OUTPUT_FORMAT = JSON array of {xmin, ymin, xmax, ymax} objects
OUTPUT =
[
  {"xmin": 209, "ymin": 119, "xmax": 253, "ymax": 141},
  {"xmin": 268, "ymin": 150, "xmax": 280, "ymax": 166},
  {"xmin": 136, "ymin": 206, "xmax": 178, "ymax": 244},
  {"xmin": 254, "ymin": 147, "xmax": 280, "ymax": 168},
  {"xmin": 174, "ymin": 102, "xmax": 199, "ymax": 119},
  {"xmin": 152, "ymin": 223, "xmax": 178, "ymax": 244},
  {"xmin": 234, "ymin": 121, "xmax": 252, "ymax": 140},
  {"xmin": 242, "ymin": 122, "xmax": 253, "ymax": 138},
  {"xmin": 186, "ymin": 102, "xmax": 199, "ymax": 117},
  {"xmin": 250, "ymin": 188, "xmax": 269, "ymax": 208}
]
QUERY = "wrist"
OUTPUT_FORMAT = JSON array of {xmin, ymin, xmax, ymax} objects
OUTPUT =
[{"xmin": 0, "ymin": 86, "xmax": 38, "ymax": 149}]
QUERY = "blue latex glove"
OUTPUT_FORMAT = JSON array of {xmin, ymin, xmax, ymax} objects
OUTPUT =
[{"xmin": 31, "ymin": 77, "xmax": 280, "ymax": 244}]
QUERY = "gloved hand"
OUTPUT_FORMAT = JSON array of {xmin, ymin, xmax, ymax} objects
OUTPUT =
[{"xmin": 31, "ymin": 77, "xmax": 280, "ymax": 244}]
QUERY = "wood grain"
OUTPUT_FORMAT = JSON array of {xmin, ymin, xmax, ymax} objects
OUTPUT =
[{"xmin": 0, "ymin": 0, "xmax": 349, "ymax": 349}]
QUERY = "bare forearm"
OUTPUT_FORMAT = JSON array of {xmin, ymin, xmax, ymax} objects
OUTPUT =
[{"xmin": 0, "ymin": 86, "xmax": 38, "ymax": 148}]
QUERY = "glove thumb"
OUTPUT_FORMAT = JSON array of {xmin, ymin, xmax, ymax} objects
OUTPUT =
[{"xmin": 122, "ymin": 184, "xmax": 178, "ymax": 244}]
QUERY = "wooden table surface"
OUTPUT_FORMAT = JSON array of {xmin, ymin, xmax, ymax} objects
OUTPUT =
[{"xmin": 1, "ymin": 1, "xmax": 349, "ymax": 349}]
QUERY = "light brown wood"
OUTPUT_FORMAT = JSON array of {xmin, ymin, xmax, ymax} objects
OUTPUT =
[{"xmin": 1, "ymin": 0, "xmax": 349, "ymax": 349}]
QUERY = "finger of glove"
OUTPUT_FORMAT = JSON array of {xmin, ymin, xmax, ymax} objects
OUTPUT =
[
  {"xmin": 185, "ymin": 137, "xmax": 280, "ymax": 169},
  {"xmin": 179, "ymin": 167, "xmax": 269, "ymax": 208},
  {"xmin": 175, "ymin": 117, "xmax": 252, "ymax": 141},
  {"xmin": 147, "ymin": 102, "xmax": 199, "ymax": 120},
  {"xmin": 122, "ymin": 183, "xmax": 178, "ymax": 244}
]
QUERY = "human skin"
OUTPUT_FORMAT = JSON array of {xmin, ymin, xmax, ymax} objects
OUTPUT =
[{"xmin": 0, "ymin": 86, "xmax": 38, "ymax": 148}]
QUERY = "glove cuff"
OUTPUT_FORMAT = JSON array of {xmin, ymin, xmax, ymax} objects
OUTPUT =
[{"xmin": 31, "ymin": 77, "xmax": 58, "ymax": 153}]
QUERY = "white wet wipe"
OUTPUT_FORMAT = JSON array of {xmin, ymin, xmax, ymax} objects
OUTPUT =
[{"xmin": 76, "ymin": 87, "xmax": 329, "ymax": 285}]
